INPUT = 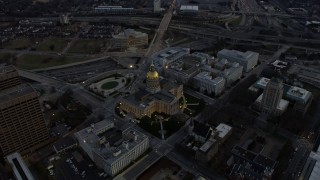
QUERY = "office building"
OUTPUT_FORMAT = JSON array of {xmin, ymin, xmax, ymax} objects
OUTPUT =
[
  {"xmin": 154, "ymin": 0, "xmax": 161, "ymax": 13},
  {"xmin": 75, "ymin": 120, "xmax": 149, "ymax": 176},
  {"xmin": 187, "ymin": 121, "xmax": 232, "ymax": 163},
  {"xmin": 0, "ymin": 84, "xmax": 49, "ymax": 156},
  {"xmin": 6, "ymin": 152, "xmax": 35, "ymax": 180},
  {"xmin": 94, "ymin": 6, "xmax": 134, "ymax": 14},
  {"xmin": 206, "ymin": 58, "xmax": 243, "ymax": 87},
  {"xmin": 256, "ymin": 78, "xmax": 289, "ymax": 116},
  {"xmin": 217, "ymin": 49, "xmax": 259, "ymax": 72},
  {"xmin": 153, "ymin": 47, "xmax": 190, "ymax": 72},
  {"xmin": 165, "ymin": 52, "xmax": 203, "ymax": 84},
  {"xmin": 193, "ymin": 72, "xmax": 225, "ymax": 96},
  {"xmin": 112, "ymin": 29, "xmax": 148, "ymax": 50},
  {"xmin": 230, "ymin": 145, "xmax": 276, "ymax": 180},
  {"xmin": 299, "ymin": 143, "xmax": 320, "ymax": 180},
  {"xmin": 179, "ymin": 5, "xmax": 199, "ymax": 15},
  {"xmin": 0, "ymin": 65, "xmax": 22, "ymax": 91},
  {"xmin": 253, "ymin": 77, "xmax": 313, "ymax": 115}
]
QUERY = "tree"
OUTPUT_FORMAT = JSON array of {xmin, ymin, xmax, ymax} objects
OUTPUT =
[
  {"xmin": 86, "ymin": 104, "xmax": 93, "ymax": 113},
  {"xmin": 98, "ymin": 114, "xmax": 104, "ymax": 121},
  {"xmin": 49, "ymin": 44, "xmax": 55, "ymax": 51},
  {"xmin": 50, "ymin": 86, "xmax": 56, "ymax": 93}
]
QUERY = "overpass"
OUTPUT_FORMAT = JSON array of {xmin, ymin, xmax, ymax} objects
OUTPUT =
[
  {"xmin": 145, "ymin": 0, "xmax": 177, "ymax": 58},
  {"xmin": 221, "ymin": 11, "xmax": 300, "ymax": 18},
  {"xmin": 169, "ymin": 25, "xmax": 320, "ymax": 51},
  {"xmin": 17, "ymin": 69, "xmax": 63, "ymax": 84}
]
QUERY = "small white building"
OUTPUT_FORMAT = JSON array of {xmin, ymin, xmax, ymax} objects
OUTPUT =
[{"xmin": 180, "ymin": 5, "xmax": 199, "ymax": 15}]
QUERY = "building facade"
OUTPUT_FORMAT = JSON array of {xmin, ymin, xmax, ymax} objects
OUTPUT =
[
  {"xmin": 259, "ymin": 78, "xmax": 286, "ymax": 116},
  {"xmin": 154, "ymin": 0, "xmax": 161, "ymax": 13},
  {"xmin": 193, "ymin": 72, "xmax": 225, "ymax": 96},
  {"xmin": 112, "ymin": 29, "xmax": 148, "ymax": 50},
  {"xmin": 217, "ymin": 49, "xmax": 259, "ymax": 72},
  {"xmin": 0, "ymin": 84, "xmax": 49, "ymax": 156},
  {"xmin": 94, "ymin": 6, "xmax": 134, "ymax": 14},
  {"xmin": 0, "ymin": 65, "xmax": 22, "ymax": 91}
]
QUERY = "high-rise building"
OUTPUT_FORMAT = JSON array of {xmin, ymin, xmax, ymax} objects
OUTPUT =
[
  {"xmin": 0, "ymin": 69, "xmax": 49, "ymax": 156},
  {"xmin": 259, "ymin": 78, "xmax": 288, "ymax": 116},
  {"xmin": 0, "ymin": 65, "xmax": 22, "ymax": 91},
  {"xmin": 154, "ymin": 0, "xmax": 161, "ymax": 13}
]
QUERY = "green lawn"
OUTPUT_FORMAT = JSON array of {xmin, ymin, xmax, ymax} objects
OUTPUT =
[
  {"xmin": 2, "ymin": 38, "xmax": 36, "ymax": 50},
  {"xmin": 229, "ymin": 16, "xmax": 242, "ymax": 26},
  {"xmin": 101, "ymin": 81, "xmax": 119, "ymax": 90},
  {"xmin": 68, "ymin": 39, "xmax": 111, "ymax": 54},
  {"xmin": 15, "ymin": 54, "xmax": 90, "ymax": 70},
  {"xmin": 36, "ymin": 38, "xmax": 70, "ymax": 52}
]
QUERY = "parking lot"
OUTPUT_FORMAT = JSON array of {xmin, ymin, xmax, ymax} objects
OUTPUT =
[{"xmin": 51, "ymin": 149, "xmax": 106, "ymax": 180}]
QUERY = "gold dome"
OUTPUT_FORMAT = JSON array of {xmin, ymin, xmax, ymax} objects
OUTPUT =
[
  {"xmin": 146, "ymin": 63, "xmax": 159, "ymax": 79},
  {"xmin": 146, "ymin": 70, "xmax": 159, "ymax": 79}
]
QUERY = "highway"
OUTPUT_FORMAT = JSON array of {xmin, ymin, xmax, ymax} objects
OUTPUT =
[{"xmin": 170, "ymin": 26, "xmax": 320, "ymax": 51}]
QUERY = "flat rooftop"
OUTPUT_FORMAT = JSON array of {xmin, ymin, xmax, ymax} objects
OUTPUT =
[
  {"xmin": 232, "ymin": 145, "xmax": 277, "ymax": 169},
  {"xmin": 194, "ymin": 72, "xmax": 225, "ymax": 84},
  {"xmin": 0, "ymin": 84, "xmax": 35, "ymax": 104},
  {"xmin": 218, "ymin": 49, "xmax": 259, "ymax": 61},
  {"xmin": 76, "ymin": 120, "xmax": 148, "ymax": 165},
  {"xmin": 0, "ymin": 65, "xmax": 16, "ymax": 75},
  {"xmin": 199, "ymin": 137, "xmax": 217, "ymax": 153},
  {"xmin": 215, "ymin": 123, "xmax": 232, "ymax": 139}
]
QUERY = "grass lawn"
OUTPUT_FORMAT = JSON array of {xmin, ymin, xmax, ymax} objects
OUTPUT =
[
  {"xmin": 15, "ymin": 54, "xmax": 90, "ymax": 70},
  {"xmin": 138, "ymin": 113, "xmax": 184, "ymax": 139},
  {"xmin": 2, "ymin": 37, "xmax": 36, "ymax": 50},
  {"xmin": 67, "ymin": 39, "xmax": 111, "ymax": 54},
  {"xmin": 184, "ymin": 93, "xmax": 205, "ymax": 116},
  {"xmin": 101, "ymin": 81, "xmax": 119, "ymax": 90},
  {"xmin": 229, "ymin": 16, "xmax": 242, "ymax": 26},
  {"xmin": 36, "ymin": 38, "xmax": 70, "ymax": 52}
]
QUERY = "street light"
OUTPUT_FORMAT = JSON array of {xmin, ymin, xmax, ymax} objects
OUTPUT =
[{"xmin": 129, "ymin": 65, "xmax": 133, "ymax": 68}]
